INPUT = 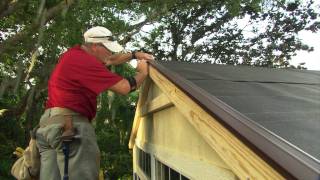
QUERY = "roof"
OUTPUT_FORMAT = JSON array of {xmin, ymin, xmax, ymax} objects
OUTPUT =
[{"xmin": 151, "ymin": 60, "xmax": 320, "ymax": 179}]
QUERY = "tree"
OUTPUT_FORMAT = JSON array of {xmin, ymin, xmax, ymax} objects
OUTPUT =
[
  {"xmin": 1, "ymin": 1, "xmax": 133, "ymax": 178},
  {"xmin": 0, "ymin": 0, "xmax": 179, "ymax": 178},
  {"xmin": 134, "ymin": 0, "xmax": 319, "ymax": 68}
]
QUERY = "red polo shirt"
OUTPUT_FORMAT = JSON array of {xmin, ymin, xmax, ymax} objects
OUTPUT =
[{"xmin": 46, "ymin": 45, "xmax": 123, "ymax": 120}]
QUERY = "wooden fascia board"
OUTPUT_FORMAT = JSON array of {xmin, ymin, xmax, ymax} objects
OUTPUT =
[
  {"xmin": 141, "ymin": 93, "xmax": 174, "ymax": 117},
  {"xmin": 149, "ymin": 66, "xmax": 284, "ymax": 179},
  {"xmin": 129, "ymin": 77, "xmax": 152, "ymax": 149}
]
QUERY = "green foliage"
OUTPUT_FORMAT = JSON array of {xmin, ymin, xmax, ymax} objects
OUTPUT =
[
  {"xmin": 95, "ymin": 89, "xmax": 137, "ymax": 178},
  {"xmin": 0, "ymin": 114, "xmax": 25, "ymax": 180}
]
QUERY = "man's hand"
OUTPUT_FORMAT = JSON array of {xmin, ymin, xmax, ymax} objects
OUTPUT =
[
  {"xmin": 103, "ymin": 51, "xmax": 154, "ymax": 66},
  {"xmin": 134, "ymin": 52, "xmax": 154, "ymax": 61}
]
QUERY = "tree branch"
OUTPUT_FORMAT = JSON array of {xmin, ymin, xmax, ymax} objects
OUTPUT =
[
  {"xmin": 0, "ymin": 0, "xmax": 75, "ymax": 56},
  {"xmin": 119, "ymin": 20, "xmax": 151, "ymax": 45},
  {"xmin": 0, "ymin": 0, "xmax": 19, "ymax": 19},
  {"xmin": 0, "ymin": 89, "xmax": 31, "ymax": 120},
  {"xmin": 119, "ymin": 3, "xmax": 172, "ymax": 45}
]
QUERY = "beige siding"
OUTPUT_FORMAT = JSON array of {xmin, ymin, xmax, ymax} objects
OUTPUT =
[{"xmin": 135, "ymin": 82, "xmax": 236, "ymax": 180}]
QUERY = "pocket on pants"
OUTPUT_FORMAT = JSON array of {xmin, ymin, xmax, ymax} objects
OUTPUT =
[{"xmin": 37, "ymin": 123, "xmax": 63, "ymax": 150}]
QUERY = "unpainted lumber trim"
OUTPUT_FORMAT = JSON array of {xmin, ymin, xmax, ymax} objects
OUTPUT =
[
  {"xmin": 149, "ymin": 67, "xmax": 284, "ymax": 180},
  {"xmin": 135, "ymin": 165, "xmax": 150, "ymax": 180},
  {"xmin": 129, "ymin": 77, "xmax": 152, "ymax": 149},
  {"xmin": 141, "ymin": 93, "xmax": 174, "ymax": 117}
]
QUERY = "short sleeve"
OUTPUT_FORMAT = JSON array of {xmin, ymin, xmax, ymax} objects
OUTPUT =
[{"xmin": 67, "ymin": 53, "xmax": 123, "ymax": 94}]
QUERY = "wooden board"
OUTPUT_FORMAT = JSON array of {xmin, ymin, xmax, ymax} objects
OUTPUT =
[
  {"xmin": 141, "ymin": 93, "xmax": 173, "ymax": 117},
  {"xmin": 129, "ymin": 77, "xmax": 152, "ymax": 149}
]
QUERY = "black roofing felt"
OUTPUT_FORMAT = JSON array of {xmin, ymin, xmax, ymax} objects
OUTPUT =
[{"xmin": 153, "ymin": 61, "xmax": 320, "ymax": 179}]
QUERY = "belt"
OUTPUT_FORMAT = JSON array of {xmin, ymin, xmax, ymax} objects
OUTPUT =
[
  {"xmin": 45, "ymin": 107, "xmax": 80, "ymax": 117},
  {"xmin": 40, "ymin": 107, "xmax": 89, "ymax": 128}
]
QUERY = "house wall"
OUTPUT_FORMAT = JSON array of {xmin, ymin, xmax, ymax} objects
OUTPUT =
[{"xmin": 133, "ymin": 82, "xmax": 236, "ymax": 179}]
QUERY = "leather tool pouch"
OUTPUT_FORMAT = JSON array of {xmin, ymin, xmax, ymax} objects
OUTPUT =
[
  {"xmin": 11, "ymin": 127, "xmax": 40, "ymax": 180},
  {"xmin": 11, "ymin": 113, "xmax": 78, "ymax": 180},
  {"xmin": 61, "ymin": 115, "xmax": 76, "ymax": 141}
]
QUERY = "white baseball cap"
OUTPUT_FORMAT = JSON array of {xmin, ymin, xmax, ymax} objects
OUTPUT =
[{"xmin": 83, "ymin": 26, "xmax": 124, "ymax": 53}]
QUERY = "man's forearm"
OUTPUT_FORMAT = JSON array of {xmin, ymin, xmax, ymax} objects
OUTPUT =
[
  {"xmin": 134, "ymin": 71, "xmax": 148, "ymax": 89},
  {"xmin": 105, "ymin": 53, "xmax": 133, "ymax": 66},
  {"xmin": 105, "ymin": 51, "xmax": 154, "ymax": 66}
]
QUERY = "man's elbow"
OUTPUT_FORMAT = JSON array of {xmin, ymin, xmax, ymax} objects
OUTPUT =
[
  {"xmin": 120, "ymin": 80, "xmax": 131, "ymax": 95},
  {"xmin": 109, "ymin": 79, "xmax": 131, "ymax": 95},
  {"xmin": 117, "ymin": 88, "xmax": 130, "ymax": 95}
]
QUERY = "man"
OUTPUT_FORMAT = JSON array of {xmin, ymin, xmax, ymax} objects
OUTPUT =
[{"xmin": 36, "ymin": 26, "xmax": 154, "ymax": 180}]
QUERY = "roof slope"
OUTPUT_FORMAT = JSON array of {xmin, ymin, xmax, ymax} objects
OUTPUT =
[{"xmin": 152, "ymin": 60, "xmax": 320, "ymax": 179}]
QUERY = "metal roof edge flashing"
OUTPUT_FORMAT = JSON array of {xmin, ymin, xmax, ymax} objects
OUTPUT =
[{"xmin": 149, "ymin": 60, "xmax": 320, "ymax": 180}]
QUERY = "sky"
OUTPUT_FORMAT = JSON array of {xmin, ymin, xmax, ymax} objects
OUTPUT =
[{"xmin": 290, "ymin": 31, "xmax": 320, "ymax": 70}]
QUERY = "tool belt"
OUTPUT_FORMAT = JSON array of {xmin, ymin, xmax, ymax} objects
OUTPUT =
[
  {"xmin": 11, "ymin": 127, "xmax": 40, "ymax": 180},
  {"xmin": 39, "ymin": 107, "xmax": 88, "ymax": 127},
  {"xmin": 40, "ymin": 108, "xmax": 88, "ymax": 139},
  {"xmin": 11, "ymin": 107, "xmax": 88, "ymax": 180}
]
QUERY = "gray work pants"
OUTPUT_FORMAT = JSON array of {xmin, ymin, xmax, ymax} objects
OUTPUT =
[{"xmin": 36, "ymin": 109, "xmax": 100, "ymax": 180}]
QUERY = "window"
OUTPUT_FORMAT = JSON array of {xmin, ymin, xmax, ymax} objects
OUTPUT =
[
  {"xmin": 137, "ymin": 148, "xmax": 151, "ymax": 178},
  {"xmin": 155, "ymin": 159, "xmax": 190, "ymax": 180},
  {"xmin": 133, "ymin": 173, "xmax": 141, "ymax": 180}
]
